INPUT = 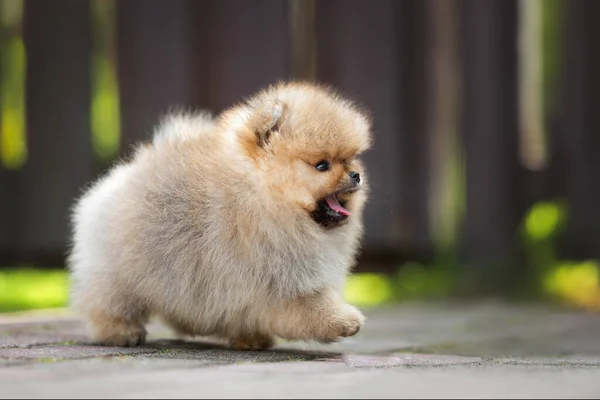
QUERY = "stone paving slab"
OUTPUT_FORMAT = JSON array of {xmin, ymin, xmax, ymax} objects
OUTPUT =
[{"xmin": 2, "ymin": 300, "xmax": 600, "ymax": 398}]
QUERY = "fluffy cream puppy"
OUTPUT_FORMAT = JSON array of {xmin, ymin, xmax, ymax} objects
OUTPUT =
[{"xmin": 67, "ymin": 81, "xmax": 372, "ymax": 350}]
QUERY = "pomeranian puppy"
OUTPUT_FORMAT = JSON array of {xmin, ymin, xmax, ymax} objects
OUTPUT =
[{"xmin": 67, "ymin": 81, "xmax": 372, "ymax": 350}]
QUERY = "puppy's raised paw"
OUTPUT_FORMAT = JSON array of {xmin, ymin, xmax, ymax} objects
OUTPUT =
[{"xmin": 318, "ymin": 305, "xmax": 365, "ymax": 343}]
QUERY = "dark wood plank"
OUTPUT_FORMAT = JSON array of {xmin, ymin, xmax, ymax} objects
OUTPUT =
[
  {"xmin": 290, "ymin": 0, "xmax": 317, "ymax": 80},
  {"xmin": 457, "ymin": 0, "xmax": 523, "ymax": 294},
  {"xmin": 20, "ymin": 0, "xmax": 93, "ymax": 264},
  {"xmin": 0, "ymin": 4, "xmax": 18, "ymax": 264},
  {"xmin": 394, "ymin": 0, "xmax": 433, "ymax": 263},
  {"xmin": 0, "ymin": 166, "xmax": 19, "ymax": 264},
  {"xmin": 557, "ymin": 0, "xmax": 600, "ymax": 261}
]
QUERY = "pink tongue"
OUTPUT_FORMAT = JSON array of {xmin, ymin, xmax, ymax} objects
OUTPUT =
[{"xmin": 325, "ymin": 194, "xmax": 351, "ymax": 216}]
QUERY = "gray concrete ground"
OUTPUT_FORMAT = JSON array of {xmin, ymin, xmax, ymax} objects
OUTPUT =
[{"xmin": 2, "ymin": 300, "xmax": 600, "ymax": 398}]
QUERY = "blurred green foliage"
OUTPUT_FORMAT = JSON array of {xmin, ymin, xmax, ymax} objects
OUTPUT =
[
  {"xmin": 544, "ymin": 260, "xmax": 599, "ymax": 309},
  {"xmin": 0, "ymin": 267, "xmax": 69, "ymax": 312},
  {"xmin": 521, "ymin": 200, "xmax": 600, "ymax": 310}
]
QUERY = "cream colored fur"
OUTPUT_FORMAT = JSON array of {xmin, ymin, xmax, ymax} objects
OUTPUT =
[{"xmin": 67, "ymin": 81, "xmax": 372, "ymax": 349}]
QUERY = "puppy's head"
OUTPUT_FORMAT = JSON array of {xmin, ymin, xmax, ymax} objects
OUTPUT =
[{"xmin": 219, "ymin": 81, "xmax": 372, "ymax": 229}]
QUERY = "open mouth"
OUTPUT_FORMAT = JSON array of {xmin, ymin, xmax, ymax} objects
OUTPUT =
[{"xmin": 311, "ymin": 188, "xmax": 357, "ymax": 228}]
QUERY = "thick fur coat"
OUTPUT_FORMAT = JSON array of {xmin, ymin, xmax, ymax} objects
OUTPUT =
[{"xmin": 67, "ymin": 81, "xmax": 373, "ymax": 349}]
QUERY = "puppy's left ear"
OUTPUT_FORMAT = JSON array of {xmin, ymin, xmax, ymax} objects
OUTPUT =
[{"xmin": 249, "ymin": 101, "xmax": 285, "ymax": 147}]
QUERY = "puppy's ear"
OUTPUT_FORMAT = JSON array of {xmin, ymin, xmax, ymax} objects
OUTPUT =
[{"xmin": 249, "ymin": 101, "xmax": 285, "ymax": 147}]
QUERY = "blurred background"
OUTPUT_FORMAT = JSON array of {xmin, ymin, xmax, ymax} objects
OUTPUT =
[{"xmin": 1, "ymin": 0, "xmax": 599, "ymax": 313}]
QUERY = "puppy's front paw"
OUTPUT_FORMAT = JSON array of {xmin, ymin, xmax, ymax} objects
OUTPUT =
[{"xmin": 319, "ymin": 305, "xmax": 365, "ymax": 343}]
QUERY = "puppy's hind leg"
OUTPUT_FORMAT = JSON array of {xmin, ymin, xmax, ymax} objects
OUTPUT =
[
  {"xmin": 74, "ymin": 284, "xmax": 149, "ymax": 347},
  {"xmin": 88, "ymin": 309, "xmax": 148, "ymax": 347}
]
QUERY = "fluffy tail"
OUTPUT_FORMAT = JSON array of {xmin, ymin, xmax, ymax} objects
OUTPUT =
[{"xmin": 152, "ymin": 110, "xmax": 216, "ymax": 148}]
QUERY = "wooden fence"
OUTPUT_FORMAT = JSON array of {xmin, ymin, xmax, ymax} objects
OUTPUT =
[{"xmin": 0, "ymin": 0, "xmax": 598, "ymax": 295}]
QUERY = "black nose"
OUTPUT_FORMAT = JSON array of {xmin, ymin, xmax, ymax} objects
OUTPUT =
[{"xmin": 349, "ymin": 171, "xmax": 360, "ymax": 183}]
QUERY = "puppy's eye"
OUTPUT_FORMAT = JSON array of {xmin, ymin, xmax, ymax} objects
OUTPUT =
[{"xmin": 315, "ymin": 160, "xmax": 330, "ymax": 172}]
